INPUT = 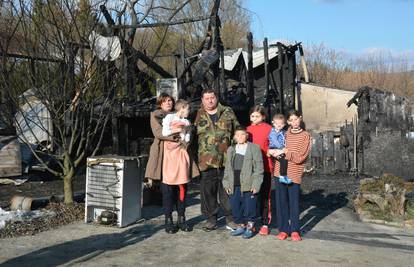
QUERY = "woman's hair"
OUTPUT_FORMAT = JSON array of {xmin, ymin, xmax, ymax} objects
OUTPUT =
[
  {"xmin": 175, "ymin": 99, "xmax": 189, "ymax": 111},
  {"xmin": 287, "ymin": 109, "xmax": 302, "ymax": 119},
  {"xmin": 249, "ymin": 105, "xmax": 267, "ymax": 118},
  {"xmin": 156, "ymin": 93, "xmax": 174, "ymax": 108},
  {"xmin": 272, "ymin": 113, "xmax": 286, "ymax": 122}
]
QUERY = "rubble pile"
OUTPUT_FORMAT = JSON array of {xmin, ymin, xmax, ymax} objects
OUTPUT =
[
  {"xmin": 0, "ymin": 203, "xmax": 84, "ymax": 238},
  {"xmin": 354, "ymin": 174, "xmax": 414, "ymax": 227}
]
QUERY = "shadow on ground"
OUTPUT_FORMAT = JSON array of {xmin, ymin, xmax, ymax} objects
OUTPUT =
[
  {"xmin": 300, "ymin": 189, "xmax": 349, "ymax": 234},
  {"xmin": 0, "ymin": 223, "xmax": 163, "ymax": 267}
]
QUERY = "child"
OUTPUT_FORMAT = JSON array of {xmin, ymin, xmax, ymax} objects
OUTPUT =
[
  {"xmin": 161, "ymin": 99, "xmax": 192, "ymax": 233},
  {"xmin": 269, "ymin": 110, "xmax": 311, "ymax": 241},
  {"xmin": 223, "ymin": 126, "xmax": 263, "ymax": 239},
  {"xmin": 246, "ymin": 105, "xmax": 273, "ymax": 235},
  {"xmin": 268, "ymin": 114, "xmax": 291, "ymax": 184}
]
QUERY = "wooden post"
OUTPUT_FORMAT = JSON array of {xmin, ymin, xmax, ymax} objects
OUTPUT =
[
  {"xmin": 247, "ymin": 32, "xmax": 254, "ymax": 106},
  {"xmin": 263, "ymin": 38, "xmax": 270, "ymax": 118},
  {"xmin": 277, "ymin": 42, "xmax": 284, "ymax": 114}
]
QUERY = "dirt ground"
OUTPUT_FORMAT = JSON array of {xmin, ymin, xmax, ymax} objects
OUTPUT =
[{"xmin": 0, "ymin": 173, "xmax": 414, "ymax": 266}]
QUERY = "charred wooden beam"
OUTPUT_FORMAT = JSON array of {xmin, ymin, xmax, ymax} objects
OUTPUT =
[
  {"xmin": 111, "ymin": 15, "xmax": 211, "ymax": 29},
  {"xmin": 277, "ymin": 42, "xmax": 284, "ymax": 114},
  {"xmin": 298, "ymin": 44, "xmax": 309, "ymax": 83},
  {"xmin": 247, "ymin": 32, "xmax": 254, "ymax": 105},
  {"xmin": 263, "ymin": 38, "xmax": 270, "ymax": 105},
  {"xmin": 0, "ymin": 52, "xmax": 63, "ymax": 63},
  {"xmin": 100, "ymin": 5, "xmax": 173, "ymax": 79}
]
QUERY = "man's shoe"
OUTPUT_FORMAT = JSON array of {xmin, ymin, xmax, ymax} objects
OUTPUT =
[
  {"xmin": 225, "ymin": 221, "xmax": 238, "ymax": 231},
  {"xmin": 202, "ymin": 221, "xmax": 217, "ymax": 232},
  {"xmin": 230, "ymin": 226, "xmax": 246, "ymax": 236},
  {"xmin": 276, "ymin": 232, "xmax": 289, "ymax": 240},
  {"xmin": 178, "ymin": 216, "xmax": 192, "ymax": 232},
  {"xmin": 165, "ymin": 215, "xmax": 178, "ymax": 234},
  {"xmin": 259, "ymin": 225, "xmax": 269, "ymax": 235},
  {"xmin": 291, "ymin": 231, "xmax": 302, "ymax": 241}
]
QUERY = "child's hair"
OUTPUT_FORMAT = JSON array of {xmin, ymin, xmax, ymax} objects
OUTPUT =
[
  {"xmin": 249, "ymin": 105, "xmax": 267, "ymax": 118},
  {"xmin": 175, "ymin": 99, "xmax": 189, "ymax": 111},
  {"xmin": 287, "ymin": 109, "xmax": 302, "ymax": 120},
  {"xmin": 156, "ymin": 93, "xmax": 174, "ymax": 108},
  {"xmin": 234, "ymin": 125, "xmax": 248, "ymax": 134},
  {"xmin": 272, "ymin": 113, "xmax": 286, "ymax": 122}
]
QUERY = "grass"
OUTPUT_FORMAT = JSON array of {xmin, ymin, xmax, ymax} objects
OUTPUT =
[{"xmin": 360, "ymin": 174, "xmax": 407, "ymax": 193}]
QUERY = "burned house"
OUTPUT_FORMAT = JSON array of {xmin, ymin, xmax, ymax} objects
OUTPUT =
[
  {"xmin": 307, "ymin": 84, "xmax": 414, "ymax": 180},
  {"xmin": 219, "ymin": 42, "xmax": 299, "ymax": 125},
  {"xmin": 348, "ymin": 86, "xmax": 414, "ymax": 179}
]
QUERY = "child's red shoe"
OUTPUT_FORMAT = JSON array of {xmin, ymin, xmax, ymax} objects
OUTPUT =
[
  {"xmin": 259, "ymin": 225, "xmax": 269, "ymax": 235},
  {"xmin": 276, "ymin": 232, "xmax": 288, "ymax": 240},
  {"xmin": 291, "ymin": 232, "xmax": 302, "ymax": 241}
]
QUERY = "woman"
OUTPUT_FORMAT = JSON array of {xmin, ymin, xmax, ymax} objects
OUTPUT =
[{"xmin": 145, "ymin": 93, "xmax": 199, "ymax": 234}]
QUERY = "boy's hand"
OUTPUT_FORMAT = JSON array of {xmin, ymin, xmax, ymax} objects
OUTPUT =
[
  {"xmin": 251, "ymin": 188, "xmax": 258, "ymax": 194},
  {"xmin": 225, "ymin": 188, "xmax": 232, "ymax": 195},
  {"xmin": 283, "ymin": 148, "xmax": 289, "ymax": 154}
]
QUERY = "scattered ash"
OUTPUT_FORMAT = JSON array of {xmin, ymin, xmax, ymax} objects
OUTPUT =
[
  {"xmin": 302, "ymin": 173, "xmax": 361, "ymax": 196},
  {"xmin": 300, "ymin": 172, "xmax": 362, "ymax": 211},
  {"xmin": 0, "ymin": 203, "xmax": 84, "ymax": 239}
]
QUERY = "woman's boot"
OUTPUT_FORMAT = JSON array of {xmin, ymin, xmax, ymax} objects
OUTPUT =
[
  {"xmin": 165, "ymin": 215, "xmax": 178, "ymax": 234},
  {"xmin": 178, "ymin": 215, "xmax": 192, "ymax": 232}
]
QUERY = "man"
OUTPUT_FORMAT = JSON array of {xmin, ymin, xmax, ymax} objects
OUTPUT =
[{"xmin": 195, "ymin": 88, "xmax": 240, "ymax": 231}]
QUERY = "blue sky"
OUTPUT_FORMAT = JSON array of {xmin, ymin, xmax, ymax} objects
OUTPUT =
[{"xmin": 245, "ymin": 0, "xmax": 414, "ymax": 59}]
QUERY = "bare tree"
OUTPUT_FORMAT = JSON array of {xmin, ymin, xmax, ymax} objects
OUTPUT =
[{"xmin": 0, "ymin": 0, "xmax": 120, "ymax": 204}]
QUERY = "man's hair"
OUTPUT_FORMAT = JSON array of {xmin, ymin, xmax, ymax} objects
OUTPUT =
[
  {"xmin": 156, "ymin": 93, "xmax": 174, "ymax": 108},
  {"xmin": 201, "ymin": 88, "xmax": 217, "ymax": 98},
  {"xmin": 175, "ymin": 99, "xmax": 189, "ymax": 111},
  {"xmin": 272, "ymin": 113, "xmax": 286, "ymax": 121}
]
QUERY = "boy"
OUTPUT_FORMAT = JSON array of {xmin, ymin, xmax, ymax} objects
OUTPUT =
[
  {"xmin": 223, "ymin": 126, "xmax": 264, "ymax": 239},
  {"xmin": 268, "ymin": 114, "xmax": 291, "ymax": 184}
]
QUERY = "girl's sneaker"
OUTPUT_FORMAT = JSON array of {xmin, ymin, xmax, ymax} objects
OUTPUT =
[
  {"xmin": 230, "ymin": 226, "xmax": 246, "ymax": 236},
  {"xmin": 243, "ymin": 228, "xmax": 254, "ymax": 239},
  {"xmin": 276, "ymin": 232, "xmax": 289, "ymax": 240},
  {"xmin": 291, "ymin": 232, "xmax": 302, "ymax": 241},
  {"xmin": 259, "ymin": 225, "xmax": 269, "ymax": 235},
  {"xmin": 242, "ymin": 222, "xmax": 255, "ymax": 239}
]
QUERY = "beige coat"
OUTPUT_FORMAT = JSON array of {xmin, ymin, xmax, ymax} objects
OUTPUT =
[{"xmin": 145, "ymin": 109, "xmax": 200, "ymax": 181}]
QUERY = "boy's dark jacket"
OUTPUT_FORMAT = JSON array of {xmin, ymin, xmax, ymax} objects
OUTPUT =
[{"xmin": 222, "ymin": 142, "xmax": 264, "ymax": 194}]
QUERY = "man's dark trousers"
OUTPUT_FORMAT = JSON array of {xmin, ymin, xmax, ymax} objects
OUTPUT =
[{"xmin": 200, "ymin": 168, "xmax": 232, "ymax": 224}]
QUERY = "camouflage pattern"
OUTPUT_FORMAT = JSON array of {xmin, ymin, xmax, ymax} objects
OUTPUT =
[{"xmin": 195, "ymin": 103, "xmax": 240, "ymax": 171}]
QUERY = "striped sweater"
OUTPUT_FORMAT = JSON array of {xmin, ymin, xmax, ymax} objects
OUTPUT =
[{"xmin": 273, "ymin": 128, "xmax": 311, "ymax": 184}]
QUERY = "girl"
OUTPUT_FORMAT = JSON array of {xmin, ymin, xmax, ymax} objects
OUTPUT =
[
  {"xmin": 246, "ymin": 105, "xmax": 273, "ymax": 235},
  {"xmin": 269, "ymin": 110, "xmax": 311, "ymax": 241},
  {"xmin": 223, "ymin": 126, "xmax": 263, "ymax": 239},
  {"xmin": 161, "ymin": 99, "xmax": 194, "ymax": 233}
]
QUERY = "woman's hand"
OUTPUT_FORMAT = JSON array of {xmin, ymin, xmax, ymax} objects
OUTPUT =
[
  {"xmin": 283, "ymin": 148, "xmax": 289, "ymax": 154},
  {"xmin": 225, "ymin": 188, "xmax": 232, "ymax": 195},
  {"xmin": 251, "ymin": 188, "xmax": 258, "ymax": 194}
]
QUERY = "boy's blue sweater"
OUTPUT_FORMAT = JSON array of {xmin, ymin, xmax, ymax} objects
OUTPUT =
[{"xmin": 268, "ymin": 128, "xmax": 286, "ymax": 149}]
